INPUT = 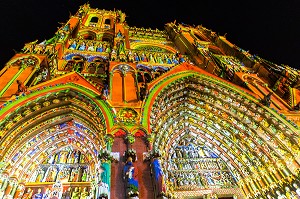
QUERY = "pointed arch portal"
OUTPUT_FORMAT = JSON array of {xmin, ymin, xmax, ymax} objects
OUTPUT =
[
  {"xmin": 143, "ymin": 71, "xmax": 300, "ymax": 198},
  {"xmin": 0, "ymin": 82, "xmax": 114, "ymax": 196},
  {"xmin": 1, "ymin": 4, "xmax": 300, "ymax": 199}
]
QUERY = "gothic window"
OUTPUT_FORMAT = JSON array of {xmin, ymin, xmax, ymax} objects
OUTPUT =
[
  {"xmin": 102, "ymin": 37, "xmax": 110, "ymax": 42},
  {"xmin": 104, "ymin": 19, "xmax": 110, "ymax": 25},
  {"xmin": 144, "ymin": 73, "xmax": 152, "ymax": 83},
  {"xmin": 137, "ymin": 73, "xmax": 144, "ymax": 83},
  {"xmin": 90, "ymin": 17, "xmax": 99, "ymax": 23},
  {"xmin": 209, "ymin": 47, "xmax": 223, "ymax": 55},
  {"xmin": 194, "ymin": 33, "xmax": 206, "ymax": 41},
  {"xmin": 111, "ymin": 64, "xmax": 138, "ymax": 102},
  {"xmin": 88, "ymin": 16, "xmax": 99, "ymax": 27},
  {"xmin": 87, "ymin": 62, "xmax": 96, "ymax": 74},
  {"xmin": 84, "ymin": 34, "xmax": 95, "ymax": 40},
  {"xmin": 64, "ymin": 60, "xmax": 75, "ymax": 71},
  {"xmin": 153, "ymin": 72, "xmax": 160, "ymax": 79},
  {"xmin": 104, "ymin": 19, "xmax": 111, "ymax": 29},
  {"xmin": 71, "ymin": 56, "xmax": 85, "ymax": 73}
]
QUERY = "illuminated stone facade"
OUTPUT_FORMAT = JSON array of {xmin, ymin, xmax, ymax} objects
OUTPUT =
[{"xmin": 0, "ymin": 3, "xmax": 299, "ymax": 199}]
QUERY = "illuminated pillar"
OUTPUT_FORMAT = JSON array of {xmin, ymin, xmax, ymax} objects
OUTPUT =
[
  {"xmin": 121, "ymin": 70, "xmax": 126, "ymax": 103},
  {"xmin": 103, "ymin": 134, "xmax": 114, "ymax": 187},
  {"xmin": 243, "ymin": 177, "xmax": 254, "ymax": 198},
  {"xmin": 274, "ymin": 168, "xmax": 284, "ymax": 185},
  {"xmin": 248, "ymin": 178, "xmax": 259, "ymax": 196},
  {"xmin": 8, "ymin": 178, "xmax": 18, "ymax": 198},
  {"xmin": 276, "ymin": 160, "xmax": 291, "ymax": 178},
  {"xmin": 0, "ymin": 175, "xmax": 4, "ymax": 190},
  {"xmin": 0, "ymin": 173, "xmax": 9, "ymax": 199},
  {"xmin": 260, "ymin": 167, "xmax": 277, "ymax": 192},
  {"xmin": 288, "ymin": 159, "xmax": 300, "ymax": 176},
  {"xmin": 96, "ymin": 135, "xmax": 114, "ymax": 199},
  {"xmin": 4, "ymin": 180, "xmax": 12, "ymax": 197},
  {"xmin": 109, "ymin": 71, "xmax": 113, "ymax": 100},
  {"xmin": 14, "ymin": 183, "xmax": 25, "ymax": 199},
  {"xmin": 295, "ymin": 167, "xmax": 300, "ymax": 178},
  {"xmin": 135, "ymin": 71, "xmax": 141, "ymax": 101},
  {"xmin": 250, "ymin": 167, "xmax": 265, "ymax": 195},
  {"xmin": 268, "ymin": 165, "xmax": 282, "ymax": 187},
  {"xmin": 264, "ymin": 173, "xmax": 274, "ymax": 185},
  {"xmin": 239, "ymin": 179, "xmax": 251, "ymax": 198},
  {"xmin": 256, "ymin": 175, "xmax": 267, "ymax": 193}
]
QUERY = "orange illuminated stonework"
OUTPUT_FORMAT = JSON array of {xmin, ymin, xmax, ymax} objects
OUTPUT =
[{"xmin": 0, "ymin": 3, "xmax": 299, "ymax": 199}]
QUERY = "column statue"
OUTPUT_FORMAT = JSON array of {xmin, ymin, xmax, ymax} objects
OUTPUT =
[
  {"xmin": 151, "ymin": 158, "xmax": 167, "ymax": 197},
  {"xmin": 124, "ymin": 157, "xmax": 139, "ymax": 198}
]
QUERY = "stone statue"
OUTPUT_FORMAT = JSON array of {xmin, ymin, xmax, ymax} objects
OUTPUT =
[
  {"xmin": 152, "ymin": 158, "xmax": 166, "ymax": 197},
  {"xmin": 123, "ymin": 157, "xmax": 139, "ymax": 197},
  {"xmin": 284, "ymin": 186, "xmax": 298, "ymax": 199},
  {"xmin": 71, "ymin": 187, "xmax": 80, "ymax": 199},
  {"xmin": 80, "ymin": 187, "xmax": 89, "ymax": 199},
  {"xmin": 61, "ymin": 187, "xmax": 71, "ymax": 199},
  {"xmin": 43, "ymin": 188, "xmax": 51, "ymax": 199},
  {"xmin": 22, "ymin": 188, "xmax": 33, "ymax": 199},
  {"xmin": 276, "ymin": 190, "xmax": 287, "ymax": 199},
  {"xmin": 32, "ymin": 188, "xmax": 43, "ymax": 199},
  {"xmin": 293, "ymin": 183, "xmax": 300, "ymax": 197}
]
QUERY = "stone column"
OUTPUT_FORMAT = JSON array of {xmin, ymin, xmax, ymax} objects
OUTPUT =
[
  {"xmin": 96, "ymin": 135, "xmax": 114, "ymax": 199},
  {"xmin": 122, "ymin": 72, "xmax": 126, "ymax": 103},
  {"xmin": 0, "ymin": 63, "xmax": 27, "ymax": 97},
  {"xmin": 151, "ymin": 158, "xmax": 167, "ymax": 199},
  {"xmin": 146, "ymin": 134, "xmax": 154, "ymax": 151},
  {"xmin": 238, "ymin": 179, "xmax": 251, "ymax": 198},
  {"xmin": 13, "ymin": 183, "xmax": 25, "ymax": 199},
  {"xmin": 0, "ymin": 173, "xmax": 9, "ymax": 199}
]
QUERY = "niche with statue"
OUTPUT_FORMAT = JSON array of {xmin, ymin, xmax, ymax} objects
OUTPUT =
[{"xmin": 28, "ymin": 148, "xmax": 91, "ymax": 183}]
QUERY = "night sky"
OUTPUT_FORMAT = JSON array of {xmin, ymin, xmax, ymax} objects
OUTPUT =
[{"xmin": 0, "ymin": 0, "xmax": 299, "ymax": 70}]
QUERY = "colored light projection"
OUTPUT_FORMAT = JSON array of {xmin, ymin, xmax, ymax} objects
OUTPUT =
[
  {"xmin": 147, "ymin": 73, "xmax": 300, "ymax": 197},
  {"xmin": 1, "ymin": 3, "xmax": 300, "ymax": 199}
]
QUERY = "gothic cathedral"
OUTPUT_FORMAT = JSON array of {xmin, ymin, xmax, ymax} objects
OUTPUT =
[{"xmin": 0, "ymin": 3, "xmax": 300, "ymax": 199}]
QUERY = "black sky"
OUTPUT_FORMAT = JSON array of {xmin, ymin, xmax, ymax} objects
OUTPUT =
[{"xmin": 0, "ymin": 0, "xmax": 299, "ymax": 70}]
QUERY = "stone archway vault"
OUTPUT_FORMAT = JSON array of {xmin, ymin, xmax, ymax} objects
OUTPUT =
[{"xmin": 143, "ymin": 71, "xmax": 300, "ymax": 198}]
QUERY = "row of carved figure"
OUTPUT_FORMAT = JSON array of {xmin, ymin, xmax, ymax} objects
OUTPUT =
[
  {"xmin": 166, "ymin": 170, "xmax": 235, "ymax": 189},
  {"xmin": 68, "ymin": 40, "xmax": 111, "ymax": 53},
  {"xmin": 262, "ymin": 184, "xmax": 300, "ymax": 199},
  {"xmin": 126, "ymin": 51, "xmax": 185, "ymax": 65},
  {"xmin": 67, "ymin": 39, "xmax": 186, "ymax": 65},
  {"xmin": 45, "ymin": 150, "xmax": 85, "ymax": 164},
  {"xmin": 63, "ymin": 60, "xmax": 106, "ymax": 74},
  {"xmin": 21, "ymin": 186, "xmax": 91, "ymax": 199},
  {"xmin": 168, "ymin": 158, "xmax": 226, "ymax": 171},
  {"xmin": 170, "ymin": 145, "xmax": 219, "ymax": 159},
  {"xmin": 30, "ymin": 166, "xmax": 89, "ymax": 183}
]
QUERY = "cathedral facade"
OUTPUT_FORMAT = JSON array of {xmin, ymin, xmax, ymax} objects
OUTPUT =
[{"xmin": 0, "ymin": 3, "xmax": 300, "ymax": 199}]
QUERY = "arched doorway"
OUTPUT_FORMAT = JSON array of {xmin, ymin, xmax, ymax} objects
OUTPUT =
[
  {"xmin": 0, "ymin": 84, "xmax": 114, "ymax": 199},
  {"xmin": 143, "ymin": 72, "xmax": 300, "ymax": 198}
]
